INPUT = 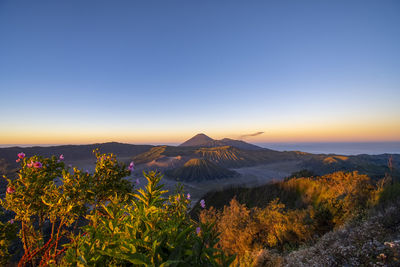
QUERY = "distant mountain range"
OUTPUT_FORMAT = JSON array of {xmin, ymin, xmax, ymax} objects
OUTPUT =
[{"xmin": 0, "ymin": 134, "xmax": 399, "ymax": 185}]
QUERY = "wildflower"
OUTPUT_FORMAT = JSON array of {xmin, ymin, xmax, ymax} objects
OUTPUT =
[
  {"xmin": 8, "ymin": 219, "xmax": 14, "ymax": 224},
  {"xmin": 17, "ymin": 152, "xmax": 25, "ymax": 159},
  {"xmin": 196, "ymin": 227, "xmax": 201, "ymax": 235},
  {"xmin": 33, "ymin": 162, "xmax": 42, "ymax": 169},
  {"xmin": 59, "ymin": 154, "xmax": 64, "ymax": 161},
  {"xmin": 200, "ymin": 199, "xmax": 205, "ymax": 209},
  {"xmin": 128, "ymin": 161, "xmax": 134, "ymax": 171},
  {"xmin": 136, "ymin": 178, "xmax": 140, "ymax": 185},
  {"xmin": 187, "ymin": 193, "xmax": 191, "ymax": 200},
  {"xmin": 16, "ymin": 159, "xmax": 20, "ymax": 163},
  {"xmin": 6, "ymin": 187, "xmax": 15, "ymax": 194},
  {"xmin": 27, "ymin": 162, "xmax": 33, "ymax": 168}
]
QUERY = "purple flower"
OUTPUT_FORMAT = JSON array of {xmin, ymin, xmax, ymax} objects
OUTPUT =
[
  {"xmin": 196, "ymin": 227, "xmax": 201, "ymax": 235},
  {"xmin": 187, "ymin": 193, "xmax": 191, "ymax": 200},
  {"xmin": 17, "ymin": 152, "xmax": 25, "ymax": 159},
  {"xmin": 59, "ymin": 154, "xmax": 64, "ymax": 161},
  {"xmin": 200, "ymin": 199, "xmax": 205, "ymax": 209},
  {"xmin": 6, "ymin": 187, "xmax": 15, "ymax": 194},
  {"xmin": 136, "ymin": 178, "xmax": 140, "ymax": 185},
  {"xmin": 33, "ymin": 162, "xmax": 42, "ymax": 169},
  {"xmin": 8, "ymin": 219, "xmax": 14, "ymax": 224}
]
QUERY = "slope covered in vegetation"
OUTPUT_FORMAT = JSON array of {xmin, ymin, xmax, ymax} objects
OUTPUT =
[{"xmin": 195, "ymin": 170, "xmax": 400, "ymax": 266}]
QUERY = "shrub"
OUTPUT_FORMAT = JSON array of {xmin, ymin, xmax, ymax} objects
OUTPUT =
[
  {"xmin": 63, "ymin": 171, "xmax": 234, "ymax": 266},
  {"xmin": 0, "ymin": 151, "xmax": 233, "ymax": 266}
]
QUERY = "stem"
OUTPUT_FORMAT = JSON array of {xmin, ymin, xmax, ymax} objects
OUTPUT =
[{"xmin": 53, "ymin": 218, "xmax": 64, "ymax": 258}]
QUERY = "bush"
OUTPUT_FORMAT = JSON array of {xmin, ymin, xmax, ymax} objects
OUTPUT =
[
  {"xmin": 63, "ymin": 171, "xmax": 235, "ymax": 266},
  {"xmin": 0, "ymin": 151, "xmax": 233, "ymax": 266}
]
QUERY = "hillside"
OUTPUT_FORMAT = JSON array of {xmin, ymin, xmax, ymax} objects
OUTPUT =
[
  {"xmin": 180, "ymin": 133, "xmax": 263, "ymax": 150},
  {"xmin": 0, "ymin": 142, "xmax": 153, "ymax": 166},
  {"xmin": 195, "ymin": 171, "xmax": 400, "ymax": 266},
  {"xmin": 301, "ymin": 153, "xmax": 400, "ymax": 180},
  {"xmin": 179, "ymin": 133, "xmax": 214, "ymax": 147},
  {"xmin": 165, "ymin": 158, "xmax": 238, "ymax": 182}
]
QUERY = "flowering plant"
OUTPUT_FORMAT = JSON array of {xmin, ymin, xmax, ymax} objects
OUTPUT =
[{"xmin": 1, "ymin": 151, "xmax": 233, "ymax": 266}]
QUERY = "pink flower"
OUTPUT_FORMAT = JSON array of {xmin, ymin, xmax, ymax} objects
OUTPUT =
[
  {"xmin": 187, "ymin": 193, "xmax": 191, "ymax": 200},
  {"xmin": 6, "ymin": 187, "xmax": 15, "ymax": 194},
  {"xmin": 16, "ymin": 159, "xmax": 20, "ymax": 163},
  {"xmin": 59, "ymin": 154, "xmax": 64, "ymax": 161},
  {"xmin": 200, "ymin": 199, "xmax": 205, "ymax": 209},
  {"xmin": 8, "ymin": 219, "xmax": 14, "ymax": 224},
  {"xmin": 128, "ymin": 161, "xmax": 134, "ymax": 171},
  {"xmin": 17, "ymin": 152, "xmax": 25, "ymax": 159},
  {"xmin": 33, "ymin": 162, "xmax": 42, "ymax": 169},
  {"xmin": 27, "ymin": 162, "xmax": 33, "ymax": 168},
  {"xmin": 196, "ymin": 227, "xmax": 201, "ymax": 235}
]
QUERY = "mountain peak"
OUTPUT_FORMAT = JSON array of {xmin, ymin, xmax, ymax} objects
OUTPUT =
[{"xmin": 180, "ymin": 133, "xmax": 214, "ymax": 147}]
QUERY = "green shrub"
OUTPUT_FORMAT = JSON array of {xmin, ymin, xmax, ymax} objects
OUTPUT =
[{"xmin": 0, "ymin": 151, "xmax": 233, "ymax": 266}]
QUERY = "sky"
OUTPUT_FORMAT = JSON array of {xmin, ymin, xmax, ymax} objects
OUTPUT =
[{"xmin": 0, "ymin": 0, "xmax": 399, "ymax": 145}]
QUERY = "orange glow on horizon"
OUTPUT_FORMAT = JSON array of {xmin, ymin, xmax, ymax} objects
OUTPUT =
[{"xmin": 1, "ymin": 120, "xmax": 399, "ymax": 145}]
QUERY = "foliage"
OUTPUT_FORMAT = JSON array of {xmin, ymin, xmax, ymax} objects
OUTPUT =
[
  {"xmin": 199, "ymin": 171, "xmax": 382, "ymax": 265},
  {"xmin": 0, "ymin": 151, "xmax": 233, "ymax": 266},
  {"xmin": 0, "ymin": 150, "xmax": 133, "ymax": 266},
  {"xmin": 0, "ymin": 209, "xmax": 18, "ymax": 265},
  {"xmin": 63, "ymin": 171, "xmax": 234, "ymax": 266},
  {"xmin": 284, "ymin": 199, "xmax": 400, "ymax": 266}
]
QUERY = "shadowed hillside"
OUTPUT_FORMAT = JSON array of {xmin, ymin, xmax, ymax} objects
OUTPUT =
[
  {"xmin": 165, "ymin": 158, "xmax": 238, "ymax": 182},
  {"xmin": 180, "ymin": 133, "xmax": 263, "ymax": 150},
  {"xmin": 179, "ymin": 133, "xmax": 214, "ymax": 147},
  {"xmin": 0, "ymin": 142, "xmax": 153, "ymax": 165},
  {"xmin": 301, "ymin": 153, "xmax": 400, "ymax": 180}
]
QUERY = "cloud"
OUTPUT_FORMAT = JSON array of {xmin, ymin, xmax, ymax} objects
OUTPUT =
[{"xmin": 240, "ymin": 131, "xmax": 264, "ymax": 139}]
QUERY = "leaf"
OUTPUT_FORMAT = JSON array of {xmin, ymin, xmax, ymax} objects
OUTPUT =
[{"xmin": 159, "ymin": 260, "xmax": 183, "ymax": 267}]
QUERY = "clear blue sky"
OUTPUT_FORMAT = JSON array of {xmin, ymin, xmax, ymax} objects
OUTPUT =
[{"xmin": 0, "ymin": 0, "xmax": 399, "ymax": 144}]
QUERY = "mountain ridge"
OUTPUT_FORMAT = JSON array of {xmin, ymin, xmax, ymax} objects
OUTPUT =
[{"xmin": 179, "ymin": 133, "xmax": 263, "ymax": 150}]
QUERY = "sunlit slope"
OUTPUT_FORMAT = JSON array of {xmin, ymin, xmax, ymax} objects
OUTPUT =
[
  {"xmin": 165, "ymin": 158, "xmax": 238, "ymax": 182},
  {"xmin": 133, "ymin": 145, "xmax": 304, "ymax": 169}
]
